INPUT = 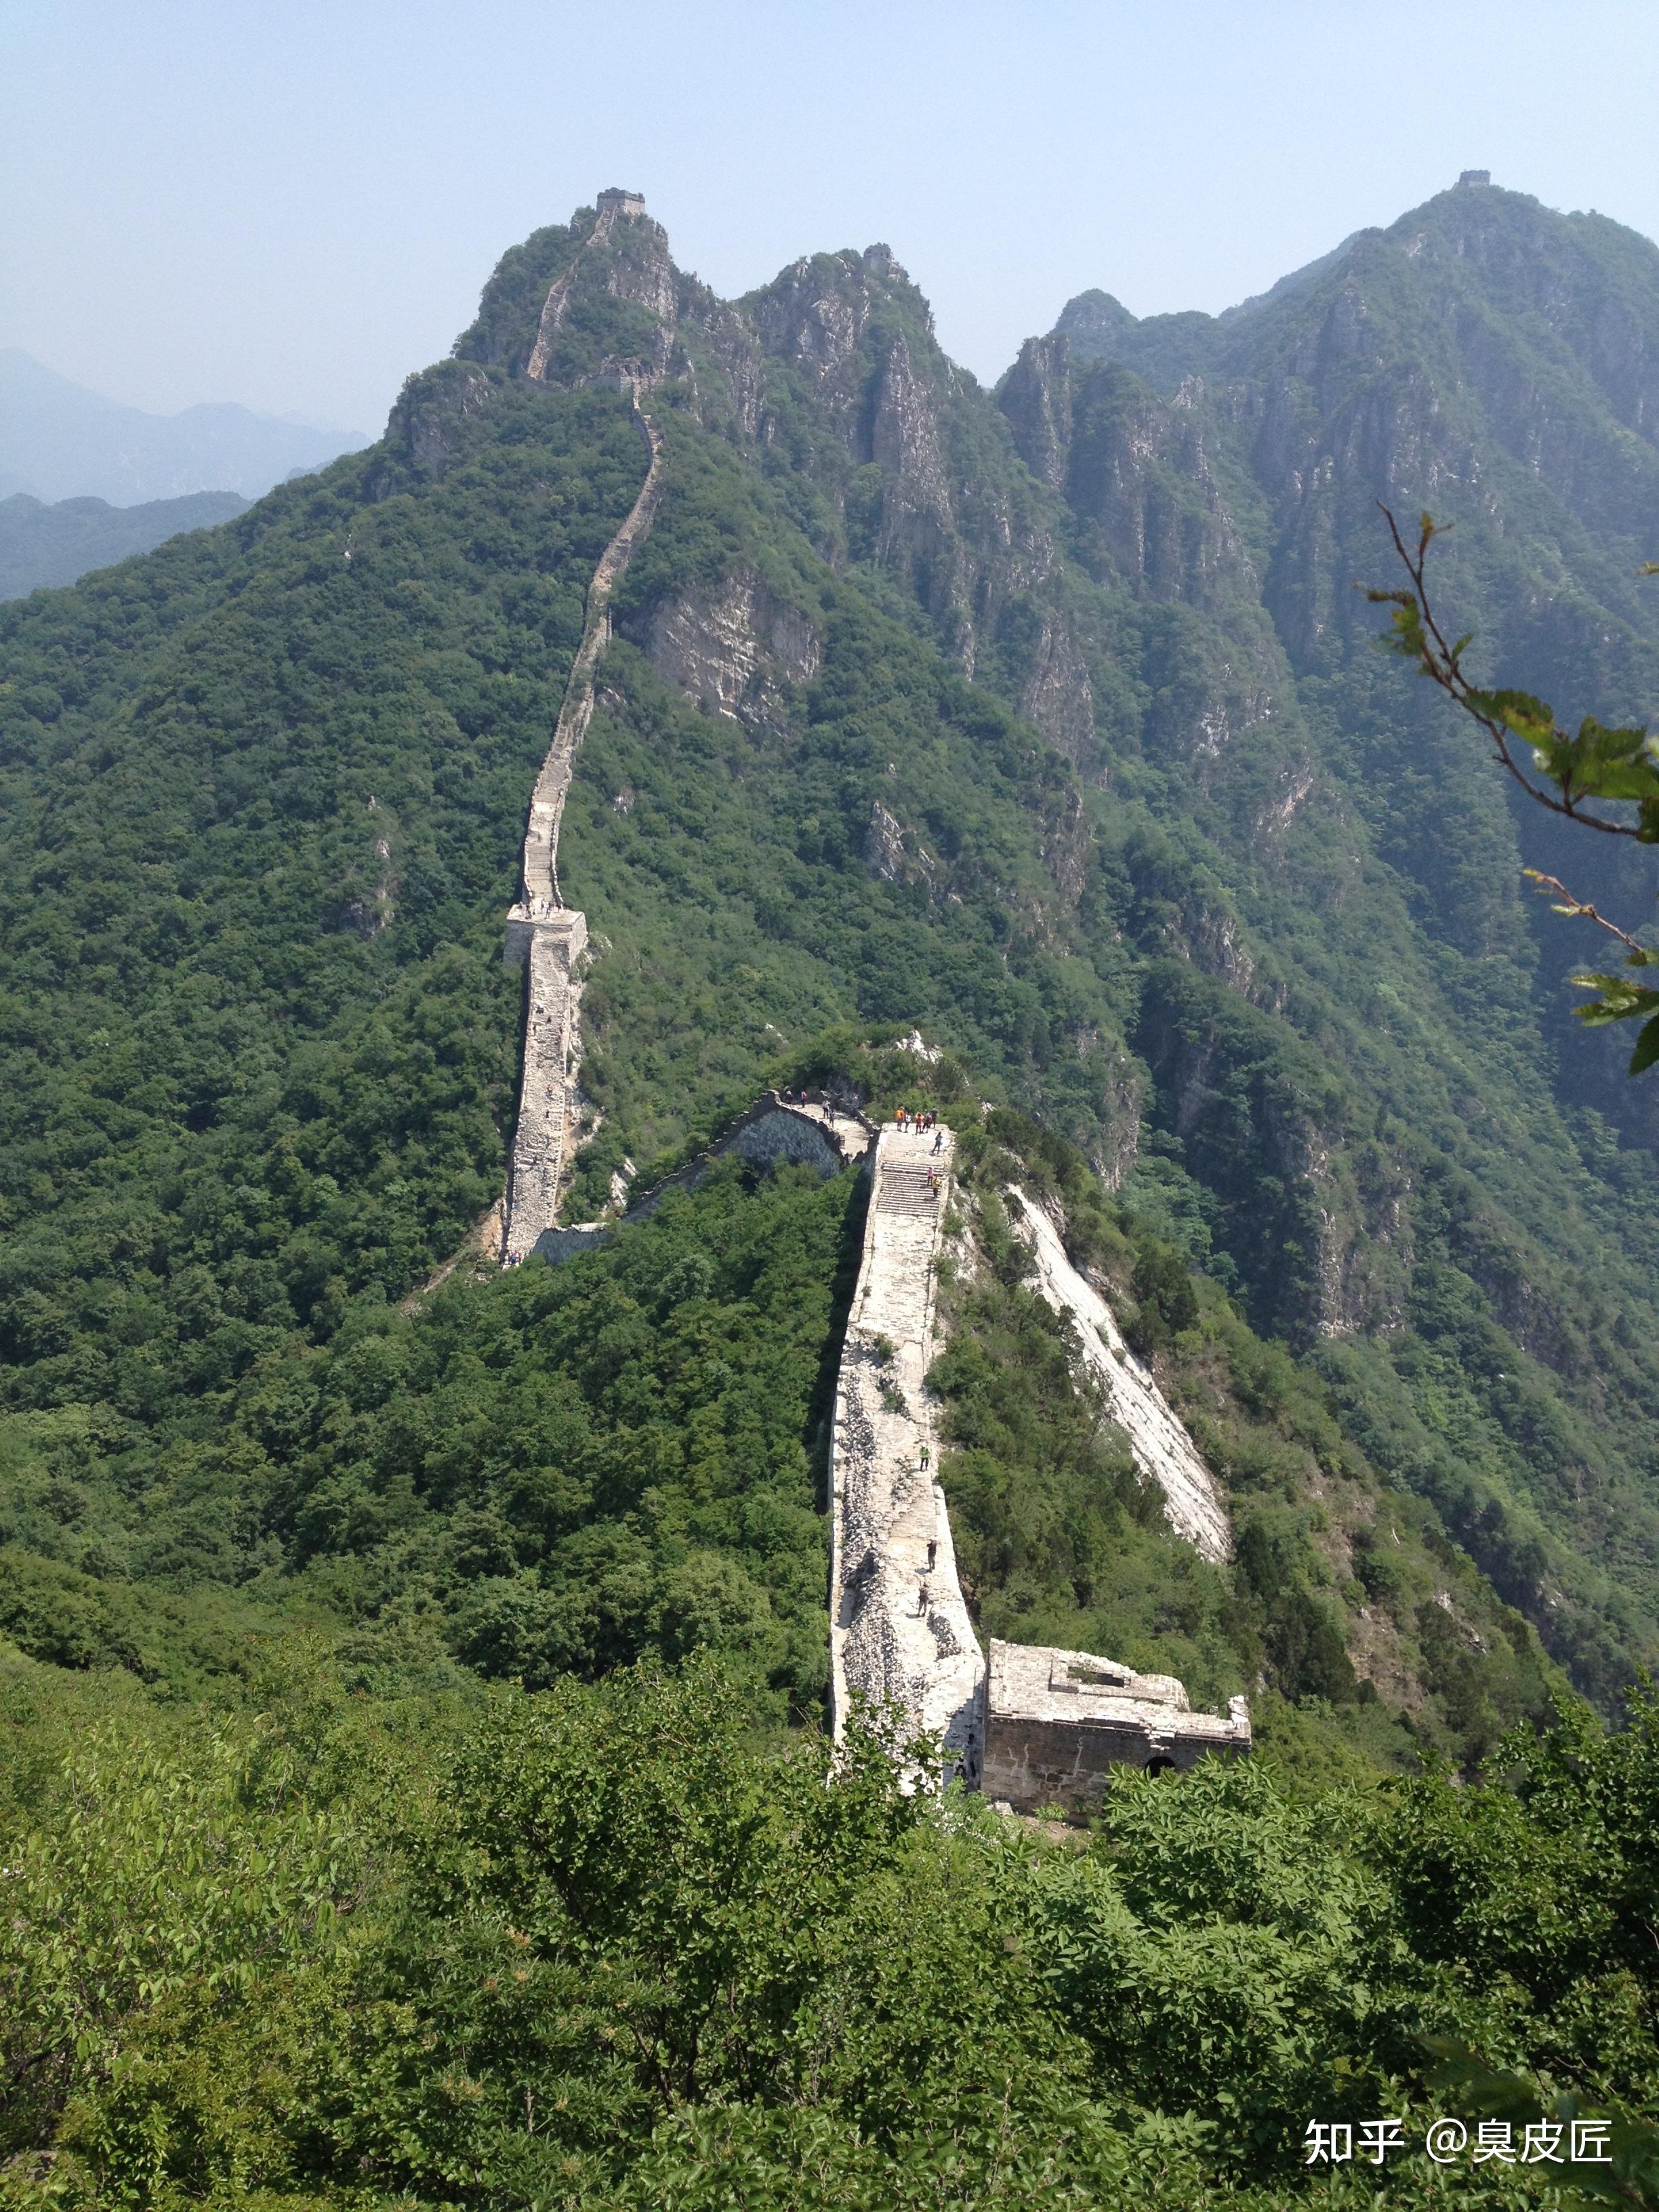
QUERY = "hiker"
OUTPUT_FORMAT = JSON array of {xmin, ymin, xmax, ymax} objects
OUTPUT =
[
  {"xmin": 932, "ymin": 1129, "xmax": 943, "ymax": 1154},
  {"xmin": 926, "ymin": 1538, "xmax": 937, "ymax": 1568},
  {"xmin": 919, "ymin": 1443, "xmax": 930, "ymax": 1472}
]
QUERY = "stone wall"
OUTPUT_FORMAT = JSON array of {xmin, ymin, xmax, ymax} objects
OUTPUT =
[
  {"xmin": 1005, "ymin": 1186, "xmax": 1233, "ymax": 1561},
  {"xmin": 499, "ymin": 223, "xmax": 668, "ymax": 1258},
  {"xmin": 822, "ymin": 1146, "xmax": 1248, "ymax": 1810},
  {"xmin": 829, "ymin": 1125, "xmax": 983, "ymax": 1776},
  {"xmin": 981, "ymin": 1639, "xmax": 1250, "ymax": 1814},
  {"xmin": 528, "ymin": 1094, "xmax": 873, "ymax": 1265},
  {"xmin": 503, "ymin": 912, "xmax": 588, "ymax": 1263}
]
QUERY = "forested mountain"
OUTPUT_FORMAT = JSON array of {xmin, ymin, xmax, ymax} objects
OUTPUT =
[
  {"xmin": 0, "ymin": 489, "xmax": 248, "ymax": 600},
  {"xmin": 6, "ymin": 180, "xmax": 1659, "ymax": 2205}
]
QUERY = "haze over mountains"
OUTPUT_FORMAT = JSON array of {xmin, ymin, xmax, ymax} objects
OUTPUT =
[{"xmin": 0, "ymin": 346, "xmax": 368, "ymax": 504}]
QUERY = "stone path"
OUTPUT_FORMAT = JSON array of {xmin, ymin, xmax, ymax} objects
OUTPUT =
[{"xmin": 829, "ymin": 1124, "xmax": 983, "ymax": 1774}]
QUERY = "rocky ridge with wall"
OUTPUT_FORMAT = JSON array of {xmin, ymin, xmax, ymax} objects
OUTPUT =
[
  {"xmin": 826, "ymin": 1124, "xmax": 1248, "ymax": 1809},
  {"xmin": 500, "ymin": 196, "xmax": 669, "ymax": 1263}
]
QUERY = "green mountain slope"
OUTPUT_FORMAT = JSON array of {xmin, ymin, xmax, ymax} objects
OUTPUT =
[
  {"xmin": 0, "ymin": 489, "xmax": 249, "ymax": 600},
  {"xmin": 0, "ymin": 182, "xmax": 1656, "ymax": 1736},
  {"xmin": 9, "ymin": 179, "xmax": 1659, "ymax": 2212}
]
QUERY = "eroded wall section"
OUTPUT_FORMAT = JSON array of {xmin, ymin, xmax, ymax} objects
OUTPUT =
[{"xmin": 829, "ymin": 1125, "xmax": 983, "ymax": 1771}]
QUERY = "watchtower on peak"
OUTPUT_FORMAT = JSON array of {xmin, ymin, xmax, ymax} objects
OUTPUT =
[
  {"xmin": 1456, "ymin": 169, "xmax": 1492, "ymax": 188},
  {"xmin": 598, "ymin": 188, "xmax": 647, "ymax": 218}
]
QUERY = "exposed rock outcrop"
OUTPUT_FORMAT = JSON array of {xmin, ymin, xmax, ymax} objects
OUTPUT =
[
  {"xmin": 998, "ymin": 333, "xmax": 1074, "ymax": 491},
  {"xmin": 1006, "ymin": 1187, "xmax": 1233, "ymax": 1561},
  {"xmin": 372, "ymin": 361, "xmax": 496, "ymax": 493},
  {"xmin": 1019, "ymin": 613, "xmax": 1095, "ymax": 762},
  {"xmin": 634, "ymin": 567, "xmax": 820, "ymax": 721}
]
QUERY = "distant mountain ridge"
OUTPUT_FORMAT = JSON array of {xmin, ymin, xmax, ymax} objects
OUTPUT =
[
  {"xmin": 0, "ymin": 348, "xmax": 367, "ymax": 502},
  {"xmin": 0, "ymin": 489, "xmax": 247, "ymax": 600}
]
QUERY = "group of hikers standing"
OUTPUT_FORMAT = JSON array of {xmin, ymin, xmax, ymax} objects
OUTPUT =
[{"xmin": 895, "ymin": 1106, "xmax": 941, "ymax": 1136}]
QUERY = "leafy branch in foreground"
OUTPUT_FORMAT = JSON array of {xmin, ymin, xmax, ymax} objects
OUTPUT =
[
  {"xmin": 1370, "ymin": 507, "xmax": 1659, "ymax": 1072},
  {"xmin": 1525, "ymin": 870, "xmax": 1659, "ymax": 1075}
]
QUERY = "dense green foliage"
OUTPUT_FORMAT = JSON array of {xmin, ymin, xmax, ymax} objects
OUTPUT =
[{"xmin": 4, "ymin": 1652, "xmax": 1658, "ymax": 2209}]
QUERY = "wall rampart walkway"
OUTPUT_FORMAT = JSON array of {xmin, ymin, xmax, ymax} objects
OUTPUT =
[
  {"xmin": 829, "ymin": 1124, "xmax": 983, "ymax": 1773},
  {"xmin": 824, "ymin": 1128, "xmax": 1248, "ymax": 1807},
  {"xmin": 501, "ymin": 374, "xmax": 664, "ymax": 1262}
]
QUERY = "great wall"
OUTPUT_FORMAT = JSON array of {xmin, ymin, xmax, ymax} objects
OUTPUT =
[
  {"xmin": 501, "ymin": 190, "xmax": 667, "ymax": 1264},
  {"xmin": 497, "ymin": 192, "xmax": 1250, "ymax": 1810},
  {"xmin": 829, "ymin": 1123, "xmax": 984, "ymax": 1776}
]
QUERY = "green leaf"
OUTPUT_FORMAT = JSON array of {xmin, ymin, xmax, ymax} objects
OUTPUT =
[
  {"xmin": 1524, "ymin": 714, "xmax": 1659, "ymax": 809},
  {"xmin": 1570, "ymin": 972, "xmax": 1659, "ymax": 1029},
  {"xmin": 1629, "ymin": 1014, "xmax": 1659, "ymax": 1076},
  {"xmin": 1464, "ymin": 687, "xmax": 1556, "ymax": 748}
]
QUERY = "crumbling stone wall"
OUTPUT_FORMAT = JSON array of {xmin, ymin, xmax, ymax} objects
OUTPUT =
[
  {"xmin": 500, "ymin": 206, "xmax": 668, "ymax": 1261},
  {"xmin": 1006, "ymin": 1185, "xmax": 1232, "ymax": 1561},
  {"xmin": 981, "ymin": 1639, "xmax": 1250, "ymax": 1814},
  {"xmin": 823, "ymin": 1141, "xmax": 1248, "ymax": 1809},
  {"xmin": 829, "ymin": 1125, "xmax": 983, "ymax": 1774},
  {"xmin": 528, "ymin": 1094, "xmax": 873, "ymax": 1265}
]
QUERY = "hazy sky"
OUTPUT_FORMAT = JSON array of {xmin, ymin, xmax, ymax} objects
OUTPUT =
[{"xmin": 7, "ymin": 0, "xmax": 1658, "ymax": 435}]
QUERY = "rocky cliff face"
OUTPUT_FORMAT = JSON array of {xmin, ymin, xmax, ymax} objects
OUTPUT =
[{"xmin": 631, "ymin": 567, "xmax": 820, "ymax": 723}]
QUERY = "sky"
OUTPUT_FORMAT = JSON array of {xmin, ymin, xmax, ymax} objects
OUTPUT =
[{"xmin": 6, "ymin": 0, "xmax": 1659, "ymax": 436}]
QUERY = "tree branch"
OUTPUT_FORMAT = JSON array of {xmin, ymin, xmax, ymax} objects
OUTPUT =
[{"xmin": 1373, "ymin": 506, "xmax": 1641, "ymax": 838}]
